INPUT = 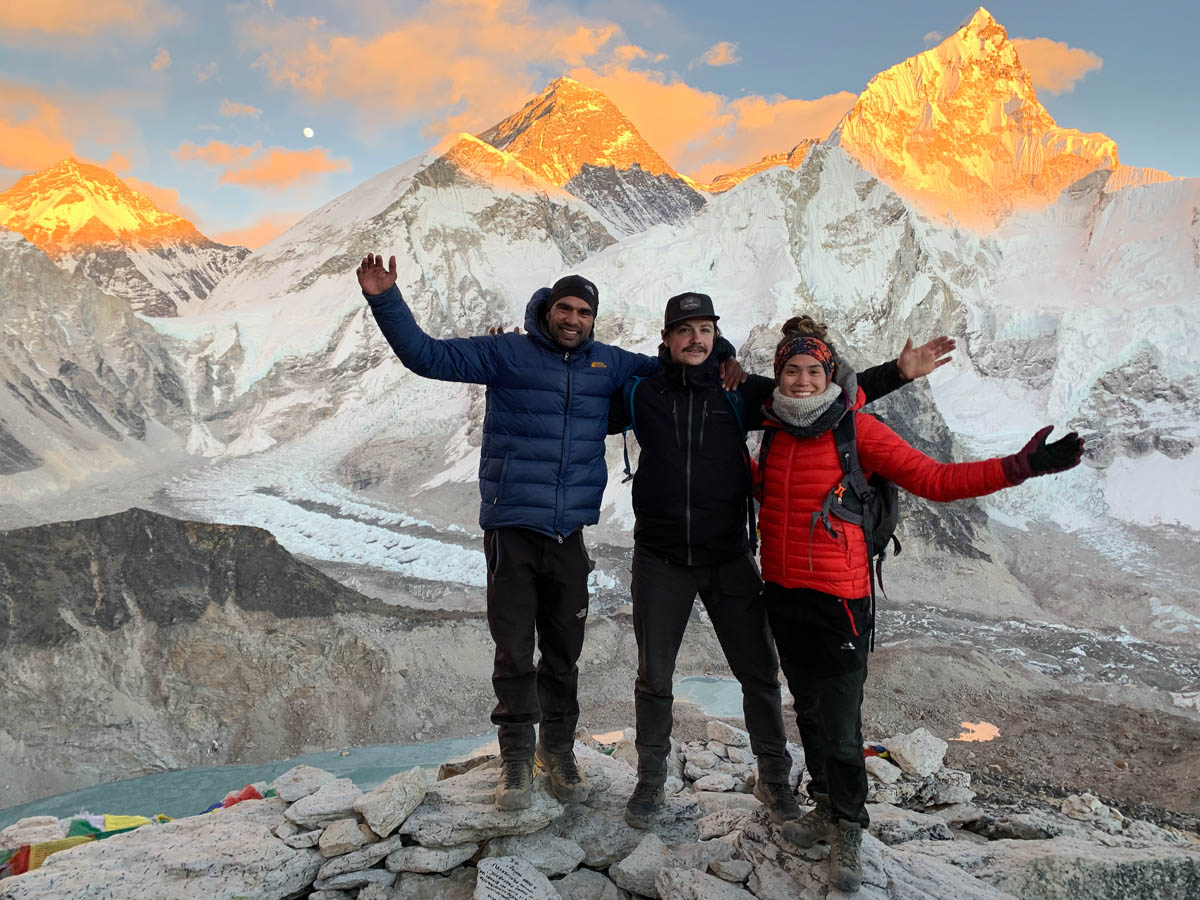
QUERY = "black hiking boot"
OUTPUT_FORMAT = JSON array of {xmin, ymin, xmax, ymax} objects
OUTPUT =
[
  {"xmin": 494, "ymin": 757, "xmax": 535, "ymax": 811},
  {"xmin": 534, "ymin": 743, "xmax": 590, "ymax": 804},
  {"xmin": 753, "ymin": 779, "xmax": 803, "ymax": 824},
  {"xmin": 781, "ymin": 793, "xmax": 833, "ymax": 848},
  {"xmin": 830, "ymin": 818, "xmax": 864, "ymax": 893},
  {"xmin": 624, "ymin": 780, "xmax": 666, "ymax": 830}
]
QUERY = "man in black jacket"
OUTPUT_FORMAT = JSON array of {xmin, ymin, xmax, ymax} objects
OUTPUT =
[{"xmin": 609, "ymin": 292, "xmax": 951, "ymax": 829}]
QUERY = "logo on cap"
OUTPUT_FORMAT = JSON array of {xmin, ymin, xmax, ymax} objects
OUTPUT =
[{"xmin": 680, "ymin": 295, "xmax": 701, "ymax": 310}]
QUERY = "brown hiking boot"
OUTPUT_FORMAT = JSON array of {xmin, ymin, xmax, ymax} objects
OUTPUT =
[
  {"xmin": 781, "ymin": 793, "xmax": 832, "ymax": 848},
  {"xmin": 753, "ymin": 779, "xmax": 803, "ymax": 823},
  {"xmin": 534, "ymin": 743, "xmax": 590, "ymax": 804},
  {"xmin": 624, "ymin": 780, "xmax": 666, "ymax": 830},
  {"xmin": 494, "ymin": 757, "xmax": 535, "ymax": 810},
  {"xmin": 830, "ymin": 819, "xmax": 864, "ymax": 893}
]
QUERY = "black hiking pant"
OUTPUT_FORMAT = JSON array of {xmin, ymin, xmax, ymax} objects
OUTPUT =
[
  {"xmin": 763, "ymin": 582, "xmax": 872, "ymax": 828},
  {"xmin": 631, "ymin": 548, "xmax": 792, "ymax": 786},
  {"xmin": 484, "ymin": 527, "xmax": 592, "ymax": 761}
]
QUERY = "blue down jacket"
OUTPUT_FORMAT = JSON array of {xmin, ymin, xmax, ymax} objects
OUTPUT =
[{"xmin": 365, "ymin": 285, "xmax": 658, "ymax": 538}]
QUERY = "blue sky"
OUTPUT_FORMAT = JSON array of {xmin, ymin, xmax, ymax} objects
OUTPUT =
[{"xmin": 1, "ymin": 0, "xmax": 1195, "ymax": 246}]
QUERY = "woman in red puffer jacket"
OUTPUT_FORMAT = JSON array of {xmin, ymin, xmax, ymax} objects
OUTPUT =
[{"xmin": 757, "ymin": 316, "xmax": 1085, "ymax": 894}]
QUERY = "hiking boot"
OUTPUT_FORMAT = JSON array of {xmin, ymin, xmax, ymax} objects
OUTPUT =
[
  {"xmin": 781, "ymin": 793, "xmax": 832, "ymax": 848},
  {"xmin": 753, "ymin": 779, "xmax": 803, "ymax": 824},
  {"xmin": 624, "ymin": 780, "xmax": 666, "ymax": 830},
  {"xmin": 534, "ymin": 743, "xmax": 590, "ymax": 804},
  {"xmin": 494, "ymin": 758, "xmax": 535, "ymax": 811},
  {"xmin": 830, "ymin": 819, "xmax": 864, "ymax": 893}
]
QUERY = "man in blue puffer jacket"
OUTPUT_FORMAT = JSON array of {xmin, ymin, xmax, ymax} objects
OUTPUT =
[{"xmin": 357, "ymin": 253, "xmax": 664, "ymax": 810}]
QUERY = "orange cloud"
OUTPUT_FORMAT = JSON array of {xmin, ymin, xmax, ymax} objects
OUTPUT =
[
  {"xmin": 0, "ymin": 81, "xmax": 80, "ymax": 172},
  {"xmin": 220, "ymin": 99, "xmax": 263, "ymax": 118},
  {"xmin": 568, "ymin": 64, "xmax": 854, "ymax": 180},
  {"xmin": 122, "ymin": 175, "xmax": 200, "ymax": 222},
  {"xmin": 213, "ymin": 212, "xmax": 303, "ymax": 249},
  {"xmin": 220, "ymin": 147, "xmax": 349, "ymax": 188},
  {"xmin": 174, "ymin": 140, "xmax": 350, "ymax": 189},
  {"xmin": 0, "ymin": 0, "xmax": 177, "ymax": 39},
  {"xmin": 174, "ymin": 140, "xmax": 257, "ymax": 167},
  {"xmin": 102, "ymin": 151, "xmax": 132, "ymax": 172},
  {"xmin": 1012, "ymin": 37, "xmax": 1102, "ymax": 94},
  {"xmin": 151, "ymin": 47, "xmax": 171, "ymax": 71},
  {"xmin": 245, "ymin": 0, "xmax": 617, "ymax": 135},
  {"xmin": 695, "ymin": 41, "xmax": 741, "ymax": 68}
]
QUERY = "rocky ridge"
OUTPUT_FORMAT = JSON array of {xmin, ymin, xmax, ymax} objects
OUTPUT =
[
  {"xmin": 1, "ymin": 720, "xmax": 1197, "ymax": 899},
  {"xmin": 0, "ymin": 159, "xmax": 248, "ymax": 316}
]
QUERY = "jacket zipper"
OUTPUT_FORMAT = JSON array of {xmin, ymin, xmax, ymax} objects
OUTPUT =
[
  {"xmin": 555, "ymin": 351, "xmax": 572, "ymax": 541},
  {"xmin": 699, "ymin": 399, "xmax": 708, "ymax": 449},
  {"xmin": 685, "ymin": 393, "xmax": 694, "ymax": 565}
]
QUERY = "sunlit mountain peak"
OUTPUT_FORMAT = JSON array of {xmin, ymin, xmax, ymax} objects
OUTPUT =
[
  {"xmin": 0, "ymin": 158, "xmax": 247, "ymax": 316},
  {"xmin": 831, "ymin": 7, "xmax": 1121, "ymax": 226},
  {"xmin": 0, "ymin": 158, "xmax": 209, "ymax": 257},
  {"xmin": 477, "ymin": 77, "xmax": 679, "ymax": 186}
]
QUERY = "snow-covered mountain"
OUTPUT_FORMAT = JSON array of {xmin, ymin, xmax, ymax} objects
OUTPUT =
[
  {"xmin": 0, "ymin": 228, "xmax": 192, "ymax": 492},
  {"xmin": 478, "ymin": 77, "xmax": 706, "ymax": 234},
  {"xmin": 0, "ymin": 159, "xmax": 249, "ymax": 316},
  {"xmin": 833, "ymin": 8, "xmax": 1142, "ymax": 226},
  {"xmin": 697, "ymin": 141, "xmax": 820, "ymax": 194},
  {"xmin": 1, "ymin": 9, "xmax": 1196, "ymax": 635}
]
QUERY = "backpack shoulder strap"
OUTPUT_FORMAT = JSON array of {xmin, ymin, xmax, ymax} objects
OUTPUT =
[
  {"xmin": 724, "ymin": 389, "xmax": 746, "ymax": 437},
  {"xmin": 621, "ymin": 376, "xmax": 645, "ymax": 483}
]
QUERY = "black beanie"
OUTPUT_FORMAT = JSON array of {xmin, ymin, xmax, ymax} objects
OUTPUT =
[{"xmin": 548, "ymin": 275, "xmax": 599, "ymax": 315}]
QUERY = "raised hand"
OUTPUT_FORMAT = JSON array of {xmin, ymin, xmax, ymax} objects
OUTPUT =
[
  {"xmin": 1001, "ymin": 426, "xmax": 1086, "ymax": 484},
  {"xmin": 486, "ymin": 325, "xmax": 522, "ymax": 335},
  {"xmin": 897, "ymin": 335, "xmax": 956, "ymax": 380},
  {"xmin": 356, "ymin": 253, "xmax": 398, "ymax": 295}
]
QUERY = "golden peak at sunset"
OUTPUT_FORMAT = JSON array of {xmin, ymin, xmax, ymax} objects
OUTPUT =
[
  {"xmin": 0, "ymin": 158, "xmax": 204, "ymax": 258},
  {"xmin": 833, "ymin": 6, "xmax": 1122, "ymax": 225},
  {"xmin": 477, "ymin": 77, "xmax": 680, "ymax": 187}
]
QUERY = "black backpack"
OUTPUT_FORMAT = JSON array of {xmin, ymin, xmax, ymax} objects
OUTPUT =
[{"xmin": 759, "ymin": 412, "xmax": 901, "ymax": 648}]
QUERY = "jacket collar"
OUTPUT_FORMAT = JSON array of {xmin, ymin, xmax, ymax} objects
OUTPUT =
[
  {"xmin": 523, "ymin": 288, "xmax": 595, "ymax": 355},
  {"xmin": 658, "ymin": 344, "xmax": 722, "ymax": 390}
]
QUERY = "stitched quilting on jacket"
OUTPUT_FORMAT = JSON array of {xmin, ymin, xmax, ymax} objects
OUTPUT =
[
  {"xmin": 366, "ymin": 285, "xmax": 658, "ymax": 537},
  {"xmin": 757, "ymin": 389, "xmax": 1013, "ymax": 599}
]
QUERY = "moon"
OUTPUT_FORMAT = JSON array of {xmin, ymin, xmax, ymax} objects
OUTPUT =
[{"xmin": 302, "ymin": 127, "xmax": 314, "ymax": 139}]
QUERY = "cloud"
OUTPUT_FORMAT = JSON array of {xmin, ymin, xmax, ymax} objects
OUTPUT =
[
  {"xmin": 568, "ymin": 63, "xmax": 855, "ymax": 181},
  {"xmin": 213, "ymin": 212, "xmax": 303, "ymax": 249},
  {"xmin": 175, "ymin": 140, "xmax": 257, "ymax": 167},
  {"xmin": 243, "ymin": 0, "xmax": 618, "ymax": 135},
  {"xmin": 102, "ymin": 152, "xmax": 132, "ymax": 172},
  {"xmin": 122, "ymin": 175, "xmax": 201, "ymax": 221},
  {"xmin": 194, "ymin": 62, "xmax": 219, "ymax": 83},
  {"xmin": 0, "ymin": 85, "xmax": 75, "ymax": 173},
  {"xmin": 174, "ymin": 140, "xmax": 350, "ymax": 189},
  {"xmin": 0, "ymin": 0, "xmax": 178, "ymax": 39},
  {"xmin": 151, "ymin": 47, "xmax": 171, "ymax": 71},
  {"xmin": 221, "ymin": 147, "xmax": 349, "ymax": 188},
  {"xmin": 694, "ymin": 41, "xmax": 741, "ymax": 68},
  {"xmin": 923, "ymin": 31, "xmax": 944, "ymax": 47},
  {"xmin": 1012, "ymin": 37, "xmax": 1102, "ymax": 94},
  {"xmin": 220, "ymin": 99, "xmax": 263, "ymax": 118}
]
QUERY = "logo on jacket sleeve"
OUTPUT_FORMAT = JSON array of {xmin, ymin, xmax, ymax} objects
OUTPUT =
[{"xmin": 590, "ymin": 361, "xmax": 607, "ymax": 368}]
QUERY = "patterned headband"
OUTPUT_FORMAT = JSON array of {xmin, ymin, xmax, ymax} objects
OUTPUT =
[{"xmin": 774, "ymin": 336, "xmax": 833, "ymax": 381}]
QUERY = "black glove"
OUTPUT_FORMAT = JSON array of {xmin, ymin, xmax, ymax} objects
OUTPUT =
[{"xmin": 1001, "ymin": 426, "xmax": 1085, "ymax": 484}]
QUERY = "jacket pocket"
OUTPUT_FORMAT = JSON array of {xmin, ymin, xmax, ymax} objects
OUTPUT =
[{"xmin": 487, "ymin": 452, "xmax": 513, "ymax": 505}]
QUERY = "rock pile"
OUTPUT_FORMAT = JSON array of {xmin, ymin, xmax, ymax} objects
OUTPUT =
[{"xmin": 2, "ymin": 720, "xmax": 1199, "ymax": 899}]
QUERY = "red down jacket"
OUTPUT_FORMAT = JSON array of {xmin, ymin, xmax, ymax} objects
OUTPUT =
[{"xmin": 757, "ymin": 390, "xmax": 1014, "ymax": 599}]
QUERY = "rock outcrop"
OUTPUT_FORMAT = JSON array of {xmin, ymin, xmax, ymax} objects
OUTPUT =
[{"xmin": 2, "ymin": 723, "xmax": 1197, "ymax": 899}]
